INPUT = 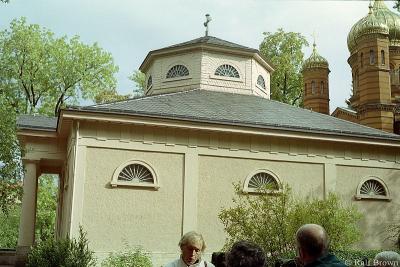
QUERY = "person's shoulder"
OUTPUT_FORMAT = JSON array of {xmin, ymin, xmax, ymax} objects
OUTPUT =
[{"xmin": 204, "ymin": 260, "xmax": 216, "ymax": 267}]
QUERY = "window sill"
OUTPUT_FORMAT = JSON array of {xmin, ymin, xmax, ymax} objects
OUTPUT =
[
  {"xmin": 354, "ymin": 194, "xmax": 391, "ymax": 201},
  {"xmin": 210, "ymin": 74, "xmax": 243, "ymax": 83},
  {"xmin": 110, "ymin": 181, "xmax": 160, "ymax": 190},
  {"xmin": 163, "ymin": 76, "xmax": 192, "ymax": 83}
]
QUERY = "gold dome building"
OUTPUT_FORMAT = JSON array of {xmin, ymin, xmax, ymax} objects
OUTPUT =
[{"xmin": 332, "ymin": 0, "xmax": 400, "ymax": 133}]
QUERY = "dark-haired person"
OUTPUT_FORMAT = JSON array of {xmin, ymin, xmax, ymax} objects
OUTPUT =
[
  {"xmin": 226, "ymin": 240, "xmax": 265, "ymax": 267},
  {"xmin": 295, "ymin": 224, "xmax": 347, "ymax": 267}
]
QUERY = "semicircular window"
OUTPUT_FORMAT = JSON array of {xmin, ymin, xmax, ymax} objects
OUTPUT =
[
  {"xmin": 214, "ymin": 64, "xmax": 240, "ymax": 78},
  {"xmin": 248, "ymin": 172, "xmax": 279, "ymax": 192},
  {"xmin": 257, "ymin": 75, "xmax": 266, "ymax": 89},
  {"xmin": 147, "ymin": 75, "xmax": 153, "ymax": 90},
  {"xmin": 118, "ymin": 164, "xmax": 154, "ymax": 184},
  {"xmin": 166, "ymin": 65, "xmax": 189, "ymax": 79},
  {"xmin": 359, "ymin": 179, "xmax": 386, "ymax": 197}
]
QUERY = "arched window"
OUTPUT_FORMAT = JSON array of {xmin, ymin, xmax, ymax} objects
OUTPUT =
[
  {"xmin": 355, "ymin": 177, "xmax": 390, "ymax": 200},
  {"xmin": 320, "ymin": 81, "xmax": 324, "ymax": 95},
  {"xmin": 243, "ymin": 170, "xmax": 281, "ymax": 194},
  {"xmin": 166, "ymin": 65, "xmax": 189, "ymax": 79},
  {"xmin": 257, "ymin": 75, "xmax": 266, "ymax": 89},
  {"xmin": 304, "ymin": 83, "xmax": 307, "ymax": 94},
  {"xmin": 370, "ymin": 50, "xmax": 375, "ymax": 65},
  {"xmin": 215, "ymin": 64, "xmax": 240, "ymax": 78},
  {"xmin": 147, "ymin": 75, "xmax": 153, "ymax": 90},
  {"xmin": 360, "ymin": 52, "xmax": 363, "ymax": 68},
  {"xmin": 311, "ymin": 81, "xmax": 316, "ymax": 94},
  {"xmin": 111, "ymin": 160, "xmax": 159, "ymax": 189},
  {"xmin": 381, "ymin": 50, "xmax": 385, "ymax": 65}
]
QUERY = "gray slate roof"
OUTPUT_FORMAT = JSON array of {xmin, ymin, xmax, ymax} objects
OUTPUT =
[
  {"xmin": 165, "ymin": 36, "xmax": 258, "ymax": 53},
  {"xmin": 67, "ymin": 89, "xmax": 400, "ymax": 141},
  {"xmin": 17, "ymin": 115, "xmax": 57, "ymax": 131}
]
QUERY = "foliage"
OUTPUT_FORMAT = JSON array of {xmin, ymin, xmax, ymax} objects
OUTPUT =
[
  {"xmin": 101, "ymin": 246, "xmax": 152, "ymax": 267},
  {"xmin": 35, "ymin": 175, "xmax": 58, "ymax": 242},
  {"xmin": 129, "ymin": 70, "xmax": 146, "ymax": 96},
  {"xmin": 0, "ymin": 205, "xmax": 20, "ymax": 248},
  {"xmin": 0, "ymin": 17, "xmax": 119, "ymax": 116},
  {"xmin": 259, "ymin": 28, "xmax": 308, "ymax": 106},
  {"xmin": 94, "ymin": 89, "xmax": 130, "ymax": 104},
  {"xmin": 27, "ymin": 226, "xmax": 96, "ymax": 267},
  {"xmin": 385, "ymin": 223, "xmax": 400, "ymax": 250},
  {"xmin": 219, "ymin": 184, "xmax": 362, "ymax": 266},
  {"xmin": 0, "ymin": 100, "xmax": 23, "ymax": 213}
]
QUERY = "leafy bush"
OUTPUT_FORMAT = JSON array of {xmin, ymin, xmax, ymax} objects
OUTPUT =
[
  {"xmin": 219, "ymin": 184, "xmax": 362, "ymax": 266},
  {"xmin": 101, "ymin": 246, "xmax": 152, "ymax": 267},
  {"xmin": 0, "ymin": 205, "xmax": 20, "ymax": 247},
  {"xmin": 27, "ymin": 227, "xmax": 96, "ymax": 267}
]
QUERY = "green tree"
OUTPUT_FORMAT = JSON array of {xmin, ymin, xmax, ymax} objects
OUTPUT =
[
  {"xmin": 95, "ymin": 90, "xmax": 130, "ymax": 104},
  {"xmin": 0, "ymin": 99, "xmax": 22, "ymax": 214},
  {"xmin": 0, "ymin": 205, "xmax": 20, "ymax": 248},
  {"xmin": 129, "ymin": 70, "xmax": 145, "ymax": 96},
  {"xmin": 35, "ymin": 175, "xmax": 58, "ymax": 242},
  {"xmin": 0, "ymin": 17, "xmax": 119, "ymax": 116},
  {"xmin": 259, "ymin": 29, "xmax": 308, "ymax": 106},
  {"xmin": 219, "ymin": 184, "xmax": 362, "ymax": 266}
]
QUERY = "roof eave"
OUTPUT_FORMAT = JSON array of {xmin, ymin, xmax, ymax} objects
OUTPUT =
[
  {"xmin": 61, "ymin": 108, "xmax": 400, "ymax": 147},
  {"xmin": 139, "ymin": 42, "xmax": 273, "ymax": 73}
]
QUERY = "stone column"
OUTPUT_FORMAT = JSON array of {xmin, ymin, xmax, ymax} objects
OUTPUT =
[{"xmin": 15, "ymin": 161, "xmax": 39, "ymax": 267}]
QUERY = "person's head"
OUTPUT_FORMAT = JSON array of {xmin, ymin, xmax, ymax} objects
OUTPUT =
[
  {"xmin": 212, "ymin": 252, "xmax": 227, "ymax": 267},
  {"xmin": 374, "ymin": 251, "xmax": 400, "ymax": 267},
  {"xmin": 179, "ymin": 231, "xmax": 206, "ymax": 265},
  {"xmin": 226, "ymin": 240, "xmax": 265, "ymax": 267},
  {"xmin": 296, "ymin": 224, "xmax": 329, "ymax": 265}
]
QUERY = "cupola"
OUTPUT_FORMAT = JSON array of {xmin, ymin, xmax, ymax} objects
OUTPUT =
[
  {"xmin": 139, "ymin": 35, "xmax": 274, "ymax": 99},
  {"xmin": 347, "ymin": 1, "xmax": 398, "ymax": 52}
]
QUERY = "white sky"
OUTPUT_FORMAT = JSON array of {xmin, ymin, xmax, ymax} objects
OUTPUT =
[{"xmin": 0, "ymin": 0, "xmax": 398, "ymax": 112}]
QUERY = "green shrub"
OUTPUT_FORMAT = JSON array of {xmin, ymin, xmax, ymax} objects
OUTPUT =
[
  {"xmin": 27, "ymin": 227, "xmax": 96, "ymax": 267},
  {"xmin": 101, "ymin": 246, "xmax": 152, "ymax": 267},
  {"xmin": 219, "ymin": 184, "xmax": 362, "ymax": 266},
  {"xmin": 0, "ymin": 205, "xmax": 20, "ymax": 248}
]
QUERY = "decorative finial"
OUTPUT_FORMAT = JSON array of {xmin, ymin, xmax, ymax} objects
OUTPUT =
[
  {"xmin": 312, "ymin": 31, "xmax": 317, "ymax": 51},
  {"xmin": 368, "ymin": 1, "xmax": 373, "ymax": 14},
  {"xmin": 204, "ymin": 14, "xmax": 212, "ymax": 37}
]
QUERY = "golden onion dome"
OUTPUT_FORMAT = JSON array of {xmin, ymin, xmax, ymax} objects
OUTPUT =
[
  {"xmin": 303, "ymin": 43, "xmax": 329, "ymax": 70},
  {"xmin": 347, "ymin": 1, "xmax": 399, "ymax": 52}
]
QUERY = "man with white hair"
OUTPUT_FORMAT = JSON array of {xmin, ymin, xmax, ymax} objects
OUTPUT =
[
  {"xmin": 374, "ymin": 251, "xmax": 400, "ymax": 267},
  {"xmin": 165, "ymin": 231, "xmax": 216, "ymax": 267},
  {"xmin": 295, "ymin": 224, "xmax": 347, "ymax": 267}
]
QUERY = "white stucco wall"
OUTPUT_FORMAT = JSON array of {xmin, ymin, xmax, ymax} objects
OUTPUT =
[
  {"xmin": 144, "ymin": 49, "xmax": 271, "ymax": 98},
  {"xmin": 51, "ymin": 120, "xmax": 400, "ymax": 266}
]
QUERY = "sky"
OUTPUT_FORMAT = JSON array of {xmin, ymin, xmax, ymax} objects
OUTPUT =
[{"xmin": 0, "ymin": 0, "xmax": 398, "ymax": 112}]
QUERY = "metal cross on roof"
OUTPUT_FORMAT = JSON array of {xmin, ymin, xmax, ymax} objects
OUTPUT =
[{"xmin": 204, "ymin": 14, "xmax": 212, "ymax": 37}]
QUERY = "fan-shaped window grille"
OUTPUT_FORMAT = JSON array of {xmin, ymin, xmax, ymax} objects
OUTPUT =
[
  {"xmin": 215, "ymin": 64, "xmax": 240, "ymax": 78},
  {"xmin": 166, "ymin": 65, "xmax": 189, "ymax": 79},
  {"xmin": 118, "ymin": 164, "xmax": 153, "ymax": 183},
  {"xmin": 147, "ymin": 76, "xmax": 152, "ymax": 89},
  {"xmin": 257, "ymin": 75, "xmax": 266, "ymax": 89},
  {"xmin": 355, "ymin": 177, "xmax": 390, "ymax": 201},
  {"xmin": 244, "ymin": 170, "xmax": 280, "ymax": 194},
  {"xmin": 111, "ymin": 160, "xmax": 159, "ymax": 189}
]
